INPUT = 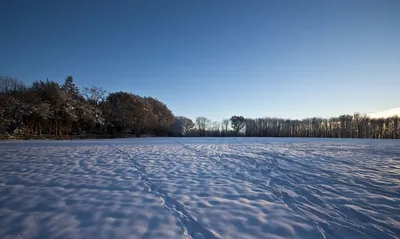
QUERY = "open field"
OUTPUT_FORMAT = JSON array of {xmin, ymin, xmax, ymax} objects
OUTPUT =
[{"xmin": 0, "ymin": 138, "xmax": 399, "ymax": 239}]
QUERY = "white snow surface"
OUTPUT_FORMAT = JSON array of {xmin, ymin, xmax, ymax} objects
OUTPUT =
[{"xmin": 0, "ymin": 138, "xmax": 399, "ymax": 239}]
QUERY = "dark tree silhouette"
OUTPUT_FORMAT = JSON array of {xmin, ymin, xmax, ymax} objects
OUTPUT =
[{"xmin": 230, "ymin": 116, "xmax": 246, "ymax": 136}]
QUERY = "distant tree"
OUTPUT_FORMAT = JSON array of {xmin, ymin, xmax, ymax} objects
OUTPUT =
[
  {"xmin": 0, "ymin": 76, "xmax": 26, "ymax": 93},
  {"xmin": 170, "ymin": 117, "xmax": 184, "ymax": 136},
  {"xmin": 230, "ymin": 116, "xmax": 245, "ymax": 136},
  {"xmin": 0, "ymin": 94, "xmax": 19, "ymax": 134},
  {"xmin": 210, "ymin": 121, "xmax": 220, "ymax": 137},
  {"xmin": 59, "ymin": 76, "xmax": 87, "ymax": 135},
  {"xmin": 169, "ymin": 116, "xmax": 195, "ymax": 136},
  {"xmin": 196, "ymin": 117, "xmax": 209, "ymax": 136},
  {"xmin": 82, "ymin": 86, "xmax": 107, "ymax": 133},
  {"xmin": 105, "ymin": 92, "xmax": 151, "ymax": 137},
  {"xmin": 353, "ymin": 113, "xmax": 365, "ymax": 138},
  {"xmin": 222, "ymin": 119, "xmax": 229, "ymax": 136},
  {"xmin": 144, "ymin": 97, "xmax": 175, "ymax": 136},
  {"xmin": 62, "ymin": 76, "xmax": 81, "ymax": 99},
  {"xmin": 83, "ymin": 86, "xmax": 107, "ymax": 106},
  {"xmin": 245, "ymin": 118, "xmax": 256, "ymax": 137},
  {"xmin": 183, "ymin": 117, "xmax": 195, "ymax": 136},
  {"xmin": 31, "ymin": 79, "xmax": 73, "ymax": 136},
  {"xmin": 393, "ymin": 116, "xmax": 399, "ymax": 139}
]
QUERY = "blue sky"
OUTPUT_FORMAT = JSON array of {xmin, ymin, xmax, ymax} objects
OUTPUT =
[{"xmin": 1, "ymin": 0, "xmax": 399, "ymax": 121}]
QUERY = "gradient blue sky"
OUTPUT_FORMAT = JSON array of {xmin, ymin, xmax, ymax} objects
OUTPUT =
[{"xmin": 1, "ymin": 0, "xmax": 399, "ymax": 121}]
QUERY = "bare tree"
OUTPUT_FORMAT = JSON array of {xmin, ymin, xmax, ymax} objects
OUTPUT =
[
  {"xmin": 0, "ymin": 76, "xmax": 26, "ymax": 93},
  {"xmin": 83, "ymin": 86, "xmax": 107, "ymax": 107},
  {"xmin": 222, "ymin": 119, "xmax": 229, "ymax": 136},
  {"xmin": 196, "ymin": 117, "xmax": 208, "ymax": 136},
  {"xmin": 211, "ymin": 121, "xmax": 220, "ymax": 136},
  {"xmin": 393, "ymin": 116, "xmax": 399, "ymax": 139}
]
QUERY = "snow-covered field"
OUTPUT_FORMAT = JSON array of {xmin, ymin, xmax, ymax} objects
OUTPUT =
[{"xmin": 0, "ymin": 138, "xmax": 399, "ymax": 239}]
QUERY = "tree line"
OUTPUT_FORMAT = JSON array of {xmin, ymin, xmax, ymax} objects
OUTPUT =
[
  {"xmin": 0, "ymin": 76, "xmax": 174, "ymax": 139},
  {"xmin": 171, "ymin": 114, "xmax": 399, "ymax": 139},
  {"xmin": 1, "ymin": 75, "xmax": 399, "ymax": 139}
]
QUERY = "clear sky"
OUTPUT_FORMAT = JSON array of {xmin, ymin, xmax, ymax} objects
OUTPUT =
[{"xmin": 1, "ymin": 0, "xmax": 399, "ymax": 121}]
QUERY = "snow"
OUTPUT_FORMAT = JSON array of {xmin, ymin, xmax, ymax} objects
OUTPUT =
[{"xmin": 0, "ymin": 138, "xmax": 399, "ymax": 239}]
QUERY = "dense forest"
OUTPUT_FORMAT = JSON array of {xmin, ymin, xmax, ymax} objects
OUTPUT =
[{"xmin": 1, "ymin": 75, "xmax": 399, "ymax": 139}]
